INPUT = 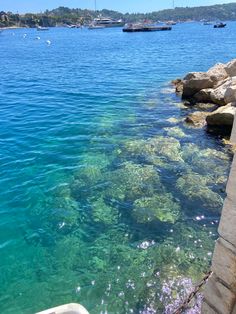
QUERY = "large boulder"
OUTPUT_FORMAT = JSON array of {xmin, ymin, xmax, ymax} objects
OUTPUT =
[
  {"xmin": 207, "ymin": 63, "xmax": 228, "ymax": 85},
  {"xmin": 193, "ymin": 88, "xmax": 213, "ymax": 103},
  {"xmin": 225, "ymin": 59, "xmax": 236, "ymax": 77},
  {"xmin": 206, "ymin": 103, "xmax": 236, "ymax": 127},
  {"xmin": 224, "ymin": 77, "xmax": 236, "ymax": 103},
  {"xmin": 210, "ymin": 78, "xmax": 232, "ymax": 105},
  {"xmin": 182, "ymin": 72, "xmax": 215, "ymax": 98}
]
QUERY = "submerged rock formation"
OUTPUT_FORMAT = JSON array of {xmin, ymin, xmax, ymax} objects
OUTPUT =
[{"xmin": 173, "ymin": 58, "xmax": 236, "ymax": 132}]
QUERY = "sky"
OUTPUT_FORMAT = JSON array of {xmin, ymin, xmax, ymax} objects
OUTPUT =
[{"xmin": 1, "ymin": 0, "xmax": 235, "ymax": 14}]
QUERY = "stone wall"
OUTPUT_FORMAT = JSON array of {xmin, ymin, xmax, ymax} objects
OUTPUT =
[{"xmin": 202, "ymin": 121, "xmax": 236, "ymax": 314}]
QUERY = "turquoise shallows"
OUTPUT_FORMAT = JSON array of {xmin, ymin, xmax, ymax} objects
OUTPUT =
[{"xmin": 0, "ymin": 23, "xmax": 235, "ymax": 313}]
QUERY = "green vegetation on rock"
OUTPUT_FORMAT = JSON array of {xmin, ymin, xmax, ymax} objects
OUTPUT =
[{"xmin": 133, "ymin": 194, "xmax": 180, "ymax": 223}]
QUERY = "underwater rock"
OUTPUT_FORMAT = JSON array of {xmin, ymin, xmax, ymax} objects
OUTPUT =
[
  {"xmin": 164, "ymin": 126, "xmax": 189, "ymax": 138},
  {"xmin": 148, "ymin": 136, "xmax": 183, "ymax": 163},
  {"xmin": 122, "ymin": 136, "xmax": 183, "ymax": 165},
  {"xmin": 132, "ymin": 194, "xmax": 180, "ymax": 224},
  {"xmin": 105, "ymin": 162, "xmax": 161, "ymax": 201},
  {"xmin": 185, "ymin": 111, "xmax": 209, "ymax": 127},
  {"xmin": 181, "ymin": 144, "xmax": 230, "ymax": 183},
  {"xmin": 176, "ymin": 171, "xmax": 223, "ymax": 211},
  {"xmin": 166, "ymin": 117, "xmax": 183, "ymax": 124},
  {"xmin": 80, "ymin": 153, "xmax": 111, "ymax": 170},
  {"xmin": 91, "ymin": 197, "xmax": 119, "ymax": 225},
  {"xmin": 73, "ymin": 165, "xmax": 103, "ymax": 184}
]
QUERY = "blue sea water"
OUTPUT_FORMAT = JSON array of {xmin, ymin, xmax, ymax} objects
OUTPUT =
[{"xmin": 0, "ymin": 22, "xmax": 235, "ymax": 314}]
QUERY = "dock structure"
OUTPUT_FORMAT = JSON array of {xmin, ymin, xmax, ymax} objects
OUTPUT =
[
  {"xmin": 202, "ymin": 119, "xmax": 236, "ymax": 314},
  {"xmin": 123, "ymin": 24, "xmax": 172, "ymax": 32}
]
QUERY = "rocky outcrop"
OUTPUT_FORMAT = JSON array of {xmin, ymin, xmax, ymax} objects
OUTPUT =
[
  {"xmin": 225, "ymin": 77, "xmax": 236, "ymax": 104},
  {"xmin": 172, "ymin": 78, "xmax": 183, "ymax": 93},
  {"xmin": 182, "ymin": 72, "xmax": 215, "ymax": 98},
  {"xmin": 207, "ymin": 63, "xmax": 228, "ymax": 85},
  {"xmin": 175, "ymin": 58, "xmax": 236, "ymax": 134},
  {"xmin": 206, "ymin": 103, "xmax": 236, "ymax": 127},
  {"xmin": 225, "ymin": 59, "xmax": 236, "ymax": 77},
  {"xmin": 210, "ymin": 79, "xmax": 232, "ymax": 106},
  {"xmin": 194, "ymin": 88, "xmax": 213, "ymax": 103}
]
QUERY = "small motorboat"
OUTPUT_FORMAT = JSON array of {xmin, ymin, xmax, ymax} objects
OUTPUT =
[
  {"xmin": 214, "ymin": 22, "xmax": 226, "ymax": 28},
  {"xmin": 37, "ymin": 26, "xmax": 49, "ymax": 31},
  {"xmin": 166, "ymin": 21, "xmax": 177, "ymax": 25}
]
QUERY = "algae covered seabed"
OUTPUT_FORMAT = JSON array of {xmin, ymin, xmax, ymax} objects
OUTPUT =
[{"xmin": 0, "ymin": 24, "xmax": 236, "ymax": 314}]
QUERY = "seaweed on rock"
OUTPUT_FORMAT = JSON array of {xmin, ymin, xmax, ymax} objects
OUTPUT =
[
  {"xmin": 91, "ymin": 197, "xmax": 119, "ymax": 225},
  {"xmin": 176, "ymin": 171, "xmax": 223, "ymax": 211},
  {"xmin": 105, "ymin": 161, "xmax": 162, "ymax": 202},
  {"xmin": 132, "ymin": 194, "xmax": 180, "ymax": 224}
]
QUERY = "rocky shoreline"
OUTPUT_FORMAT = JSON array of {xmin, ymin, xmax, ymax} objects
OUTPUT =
[{"xmin": 172, "ymin": 59, "xmax": 236, "ymax": 135}]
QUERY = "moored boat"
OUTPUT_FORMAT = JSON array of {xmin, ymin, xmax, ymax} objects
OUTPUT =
[
  {"xmin": 89, "ymin": 16, "xmax": 125, "ymax": 28},
  {"xmin": 37, "ymin": 26, "xmax": 49, "ymax": 31},
  {"xmin": 214, "ymin": 22, "xmax": 226, "ymax": 28},
  {"xmin": 123, "ymin": 23, "xmax": 172, "ymax": 32},
  {"xmin": 166, "ymin": 21, "xmax": 177, "ymax": 25},
  {"xmin": 88, "ymin": 24, "xmax": 105, "ymax": 30}
]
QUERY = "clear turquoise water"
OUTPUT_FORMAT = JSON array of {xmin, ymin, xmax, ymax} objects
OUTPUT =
[{"xmin": 0, "ymin": 23, "xmax": 235, "ymax": 314}]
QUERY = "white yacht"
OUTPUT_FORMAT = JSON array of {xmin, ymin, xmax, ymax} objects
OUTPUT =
[{"xmin": 89, "ymin": 16, "xmax": 125, "ymax": 28}]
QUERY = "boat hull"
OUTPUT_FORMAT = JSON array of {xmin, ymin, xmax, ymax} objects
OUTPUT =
[
  {"xmin": 123, "ymin": 26, "xmax": 172, "ymax": 32},
  {"xmin": 214, "ymin": 23, "xmax": 226, "ymax": 28}
]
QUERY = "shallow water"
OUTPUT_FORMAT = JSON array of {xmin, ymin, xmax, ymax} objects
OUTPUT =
[{"xmin": 0, "ymin": 22, "xmax": 235, "ymax": 314}]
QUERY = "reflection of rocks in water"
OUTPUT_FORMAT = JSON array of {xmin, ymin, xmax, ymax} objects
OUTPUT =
[
  {"xmin": 164, "ymin": 126, "xmax": 189, "ymax": 138},
  {"xmin": 132, "ymin": 194, "xmax": 180, "ymax": 224},
  {"xmin": 176, "ymin": 171, "xmax": 223, "ymax": 211},
  {"xmin": 91, "ymin": 197, "xmax": 119, "ymax": 225}
]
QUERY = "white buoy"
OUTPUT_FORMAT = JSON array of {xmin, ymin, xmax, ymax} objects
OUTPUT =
[
  {"xmin": 36, "ymin": 36, "xmax": 40, "ymax": 40},
  {"xmin": 46, "ymin": 40, "xmax": 51, "ymax": 45},
  {"xmin": 23, "ymin": 33, "xmax": 27, "ymax": 38}
]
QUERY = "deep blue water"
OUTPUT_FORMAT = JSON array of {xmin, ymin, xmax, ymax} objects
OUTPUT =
[{"xmin": 0, "ymin": 22, "xmax": 235, "ymax": 314}]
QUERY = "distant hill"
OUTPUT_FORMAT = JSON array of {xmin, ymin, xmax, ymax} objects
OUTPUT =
[{"xmin": 1, "ymin": 2, "xmax": 236, "ymax": 28}]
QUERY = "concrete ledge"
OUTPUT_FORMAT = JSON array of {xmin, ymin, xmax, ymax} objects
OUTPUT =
[
  {"xmin": 231, "ymin": 114, "xmax": 236, "ymax": 144},
  {"xmin": 225, "ymin": 155, "xmax": 236, "ymax": 203},
  {"xmin": 203, "ymin": 274, "xmax": 236, "ymax": 314},
  {"xmin": 201, "ymin": 301, "xmax": 221, "ymax": 314},
  {"xmin": 218, "ymin": 197, "xmax": 236, "ymax": 248},
  {"xmin": 211, "ymin": 238, "xmax": 236, "ymax": 290}
]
